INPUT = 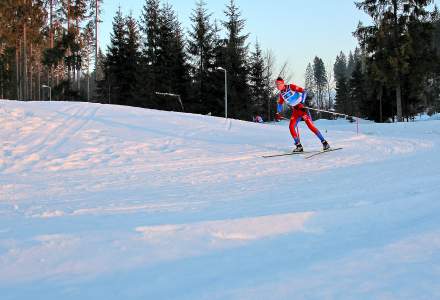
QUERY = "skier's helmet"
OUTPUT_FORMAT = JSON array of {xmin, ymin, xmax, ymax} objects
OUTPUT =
[{"xmin": 276, "ymin": 77, "xmax": 284, "ymax": 84}]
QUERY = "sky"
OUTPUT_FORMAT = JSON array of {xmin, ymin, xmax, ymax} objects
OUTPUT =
[{"xmin": 100, "ymin": 0, "xmax": 372, "ymax": 86}]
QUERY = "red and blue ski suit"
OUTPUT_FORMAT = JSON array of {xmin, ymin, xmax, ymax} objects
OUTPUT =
[{"xmin": 277, "ymin": 84, "xmax": 325, "ymax": 145}]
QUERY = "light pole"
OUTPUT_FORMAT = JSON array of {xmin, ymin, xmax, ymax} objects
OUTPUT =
[
  {"xmin": 216, "ymin": 67, "xmax": 227, "ymax": 119},
  {"xmin": 41, "ymin": 85, "xmax": 51, "ymax": 101}
]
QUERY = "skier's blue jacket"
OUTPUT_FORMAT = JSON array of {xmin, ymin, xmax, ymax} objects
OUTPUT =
[{"xmin": 277, "ymin": 84, "xmax": 307, "ymax": 113}]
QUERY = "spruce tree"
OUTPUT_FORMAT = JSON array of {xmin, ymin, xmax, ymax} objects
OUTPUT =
[
  {"xmin": 355, "ymin": 0, "xmax": 435, "ymax": 121},
  {"xmin": 431, "ymin": 6, "xmax": 440, "ymax": 112},
  {"xmin": 346, "ymin": 51, "xmax": 355, "ymax": 79},
  {"xmin": 124, "ymin": 14, "xmax": 141, "ymax": 107},
  {"xmin": 249, "ymin": 40, "xmax": 267, "ymax": 118},
  {"xmin": 0, "ymin": 0, "xmax": 46, "ymax": 100},
  {"xmin": 156, "ymin": 2, "xmax": 190, "ymax": 111},
  {"xmin": 263, "ymin": 50, "xmax": 277, "ymax": 121},
  {"xmin": 187, "ymin": 0, "xmax": 216, "ymax": 113},
  {"xmin": 209, "ymin": 20, "xmax": 227, "ymax": 116},
  {"xmin": 334, "ymin": 73, "xmax": 349, "ymax": 115},
  {"xmin": 334, "ymin": 51, "xmax": 349, "ymax": 115},
  {"xmin": 222, "ymin": 0, "xmax": 250, "ymax": 120},
  {"xmin": 348, "ymin": 60, "xmax": 366, "ymax": 117},
  {"xmin": 95, "ymin": 48, "xmax": 109, "ymax": 102},
  {"xmin": 138, "ymin": 0, "xmax": 161, "ymax": 108},
  {"xmin": 313, "ymin": 56, "xmax": 327, "ymax": 114},
  {"xmin": 334, "ymin": 51, "xmax": 348, "ymax": 83},
  {"xmin": 105, "ymin": 8, "xmax": 127, "ymax": 105},
  {"xmin": 403, "ymin": 7, "xmax": 438, "ymax": 117},
  {"xmin": 80, "ymin": 20, "xmax": 95, "ymax": 101},
  {"xmin": 304, "ymin": 63, "xmax": 315, "ymax": 98}
]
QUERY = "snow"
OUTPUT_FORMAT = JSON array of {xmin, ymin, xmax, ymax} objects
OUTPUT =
[{"xmin": 1, "ymin": 100, "xmax": 440, "ymax": 299}]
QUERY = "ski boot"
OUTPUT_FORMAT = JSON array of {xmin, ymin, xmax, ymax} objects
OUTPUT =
[
  {"xmin": 322, "ymin": 140, "xmax": 330, "ymax": 151},
  {"xmin": 292, "ymin": 143, "xmax": 304, "ymax": 153}
]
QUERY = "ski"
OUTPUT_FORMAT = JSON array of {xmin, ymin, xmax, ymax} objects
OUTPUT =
[
  {"xmin": 262, "ymin": 151, "xmax": 319, "ymax": 158},
  {"xmin": 304, "ymin": 147, "xmax": 343, "ymax": 159}
]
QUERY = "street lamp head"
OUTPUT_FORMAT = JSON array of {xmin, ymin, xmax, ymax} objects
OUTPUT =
[
  {"xmin": 41, "ymin": 85, "xmax": 50, "ymax": 88},
  {"xmin": 216, "ymin": 67, "xmax": 225, "ymax": 71}
]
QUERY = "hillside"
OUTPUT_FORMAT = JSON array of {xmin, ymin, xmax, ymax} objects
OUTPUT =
[{"xmin": 1, "ymin": 100, "xmax": 440, "ymax": 300}]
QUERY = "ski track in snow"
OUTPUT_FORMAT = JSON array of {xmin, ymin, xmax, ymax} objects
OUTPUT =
[{"xmin": 1, "ymin": 100, "xmax": 439, "ymax": 299}]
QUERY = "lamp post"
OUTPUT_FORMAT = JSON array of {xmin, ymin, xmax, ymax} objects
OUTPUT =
[
  {"xmin": 216, "ymin": 67, "xmax": 227, "ymax": 119},
  {"xmin": 41, "ymin": 85, "xmax": 51, "ymax": 101}
]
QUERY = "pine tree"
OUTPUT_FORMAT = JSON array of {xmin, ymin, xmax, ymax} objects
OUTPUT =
[
  {"xmin": 334, "ymin": 51, "xmax": 349, "ymax": 115},
  {"xmin": 155, "ymin": 2, "xmax": 190, "ymax": 111},
  {"xmin": 138, "ymin": 0, "xmax": 161, "ymax": 108},
  {"xmin": 263, "ymin": 49, "xmax": 277, "ymax": 121},
  {"xmin": 348, "ymin": 60, "xmax": 366, "ymax": 117},
  {"xmin": 89, "ymin": 0, "xmax": 103, "ymax": 81},
  {"xmin": 304, "ymin": 63, "xmax": 315, "ymax": 94},
  {"xmin": 313, "ymin": 56, "xmax": 327, "ymax": 115},
  {"xmin": 403, "ymin": 6, "xmax": 438, "ymax": 117},
  {"xmin": 0, "ymin": 0, "xmax": 47, "ymax": 100},
  {"xmin": 80, "ymin": 20, "xmax": 94, "ymax": 101},
  {"xmin": 334, "ymin": 73, "xmax": 349, "ymax": 115},
  {"xmin": 346, "ymin": 51, "xmax": 355, "ymax": 79},
  {"xmin": 355, "ymin": 0, "xmax": 435, "ymax": 121},
  {"xmin": 124, "ymin": 14, "xmax": 141, "ymax": 107},
  {"xmin": 222, "ymin": 0, "xmax": 250, "ymax": 120},
  {"xmin": 209, "ymin": 20, "xmax": 227, "ymax": 116},
  {"xmin": 94, "ymin": 47, "xmax": 108, "ymax": 102},
  {"xmin": 334, "ymin": 51, "xmax": 348, "ymax": 83},
  {"xmin": 249, "ymin": 40, "xmax": 267, "ymax": 118},
  {"xmin": 430, "ymin": 6, "xmax": 440, "ymax": 112},
  {"xmin": 105, "ymin": 8, "xmax": 127, "ymax": 105},
  {"xmin": 187, "ymin": 0, "xmax": 216, "ymax": 113}
]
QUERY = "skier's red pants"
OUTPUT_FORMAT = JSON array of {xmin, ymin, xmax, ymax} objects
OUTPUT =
[{"xmin": 289, "ymin": 107, "xmax": 325, "ymax": 144}]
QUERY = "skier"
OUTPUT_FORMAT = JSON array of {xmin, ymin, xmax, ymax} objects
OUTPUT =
[
  {"xmin": 274, "ymin": 77, "xmax": 330, "ymax": 152},
  {"xmin": 253, "ymin": 115, "xmax": 264, "ymax": 123}
]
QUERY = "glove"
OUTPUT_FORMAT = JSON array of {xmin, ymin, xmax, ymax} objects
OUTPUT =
[
  {"xmin": 294, "ymin": 104, "xmax": 307, "ymax": 112},
  {"xmin": 275, "ymin": 113, "xmax": 283, "ymax": 122}
]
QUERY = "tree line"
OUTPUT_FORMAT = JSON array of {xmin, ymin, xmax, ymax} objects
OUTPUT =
[
  {"xmin": 98, "ymin": 0, "xmax": 279, "ymax": 121},
  {"xmin": 0, "ymin": 0, "xmax": 102, "ymax": 102},
  {"xmin": 2, "ymin": 0, "xmax": 439, "ymax": 123},
  {"xmin": 334, "ymin": 0, "xmax": 440, "ymax": 122}
]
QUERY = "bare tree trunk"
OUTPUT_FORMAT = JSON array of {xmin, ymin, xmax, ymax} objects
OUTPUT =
[
  {"xmin": 396, "ymin": 83, "xmax": 403, "ymax": 122},
  {"xmin": 30, "ymin": 43, "xmax": 33, "ymax": 100},
  {"xmin": 16, "ymin": 41, "xmax": 21, "ymax": 100},
  {"xmin": 1, "ymin": 63, "xmax": 3, "ymax": 99},
  {"xmin": 94, "ymin": 0, "xmax": 100, "ymax": 83},
  {"xmin": 392, "ymin": 0, "xmax": 403, "ymax": 122},
  {"xmin": 264, "ymin": 50, "xmax": 275, "ymax": 122},
  {"xmin": 50, "ymin": 0, "xmax": 54, "ymax": 48},
  {"xmin": 326, "ymin": 62, "xmax": 333, "ymax": 111},
  {"xmin": 76, "ymin": 15, "xmax": 80, "ymax": 94},
  {"xmin": 78, "ymin": 66, "xmax": 81, "ymax": 92},
  {"xmin": 50, "ymin": 0, "xmax": 54, "ymax": 89},
  {"xmin": 23, "ymin": 25, "xmax": 28, "ymax": 100},
  {"xmin": 87, "ymin": 72, "xmax": 90, "ymax": 101},
  {"xmin": 67, "ymin": 0, "xmax": 71, "ymax": 98},
  {"xmin": 378, "ymin": 85, "xmax": 383, "ymax": 123},
  {"xmin": 30, "ymin": 63, "xmax": 33, "ymax": 100},
  {"xmin": 38, "ymin": 64, "xmax": 41, "ymax": 100}
]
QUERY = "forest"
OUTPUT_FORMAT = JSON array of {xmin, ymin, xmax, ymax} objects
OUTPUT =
[{"xmin": 1, "ymin": 0, "xmax": 439, "ymax": 122}]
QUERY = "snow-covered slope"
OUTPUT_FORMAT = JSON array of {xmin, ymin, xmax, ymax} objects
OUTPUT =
[{"xmin": 1, "ymin": 100, "xmax": 440, "ymax": 299}]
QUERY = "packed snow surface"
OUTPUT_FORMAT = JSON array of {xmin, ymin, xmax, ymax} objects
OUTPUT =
[{"xmin": 1, "ymin": 100, "xmax": 440, "ymax": 299}]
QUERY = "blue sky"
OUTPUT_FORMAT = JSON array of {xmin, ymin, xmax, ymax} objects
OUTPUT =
[{"xmin": 100, "ymin": 0, "xmax": 372, "ymax": 85}]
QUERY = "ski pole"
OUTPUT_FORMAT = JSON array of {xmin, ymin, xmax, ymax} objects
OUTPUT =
[
  {"xmin": 304, "ymin": 107, "xmax": 351, "ymax": 118},
  {"xmin": 304, "ymin": 107, "xmax": 362, "ymax": 135}
]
